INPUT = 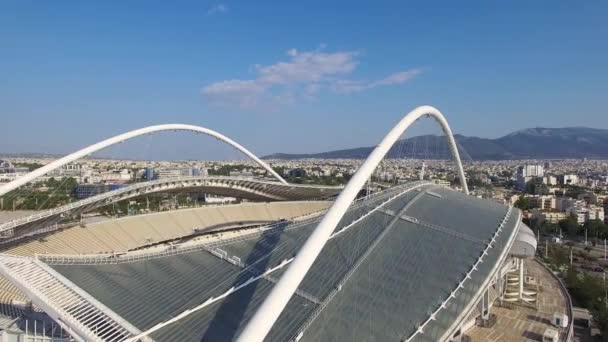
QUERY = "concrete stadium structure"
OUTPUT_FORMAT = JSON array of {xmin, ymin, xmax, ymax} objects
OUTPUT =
[
  {"xmin": 0, "ymin": 176, "xmax": 342, "ymax": 242},
  {"xmin": 0, "ymin": 200, "xmax": 332, "ymax": 340},
  {"xmin": 0, "ymin": 182, "xmax": 570, "ymax": 342},
  {"xmin": 0, "ymin": 106, "xmax": 573, "ymax": 341}
]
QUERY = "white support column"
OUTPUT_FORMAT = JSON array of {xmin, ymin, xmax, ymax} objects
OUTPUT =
[
  {"xmin": 482, "ymin": 288, "xmax": 490, "ymax": 320},
  {"xmin": 519, "ymin": 258, "xmax": 524, "ymax": 300},
  {"xmin": 498, "ymin": 273, "xmax": 504, "ymax": 300}
]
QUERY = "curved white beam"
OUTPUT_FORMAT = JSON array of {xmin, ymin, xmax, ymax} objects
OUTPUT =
[
  {"xmin": 0, "ymin": 124, "xmax": 287, "ymax": 197},
  {"xmin": 236, "ymin": 105, "xmax": 468, "ymax": 342}
]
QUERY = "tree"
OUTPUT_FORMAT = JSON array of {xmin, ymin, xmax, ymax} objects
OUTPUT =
[
  {"xmin": 559, "ymin": 213, "xmax": 580, "ymax": 237},
  {"xmin": 565, "ymin": 185, "xmax": 587, "ymax": 199},
  {"xmin": 547, "ymin": 243, "xmax": 570, "ymax": 268},
  {"xmin": 592, "ymin": 306, "xmax": 608, "ymax": 342},
  {"xmin": 565, "ymin": 267, "xmax": 608, "ymax": 340},
  {"xmin": 584, "ymin": 219, "xmax": 608, "ymax": 239},
  {"xmin": 514, "ymin": 195, "xmax": 530, "ymax": 211},
  {"xmin": 541, "ymin": 221, "xmax": 559, "ymax": 236}
]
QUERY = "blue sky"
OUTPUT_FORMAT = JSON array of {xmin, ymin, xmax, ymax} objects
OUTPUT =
[{"xmin": 1, "ymin": 1, "xmax": 607, "ymax": 159}]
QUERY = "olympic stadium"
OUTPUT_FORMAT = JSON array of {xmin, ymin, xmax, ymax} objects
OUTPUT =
[{"xmin": 0, "ymin": 106, "xmax": 572, "ymax": 342}]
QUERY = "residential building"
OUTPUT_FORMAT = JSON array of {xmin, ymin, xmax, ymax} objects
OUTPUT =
[
  {"xmin": 568, "ymin": 204, "xmax": 604, "ymax": 225},
  {"xmin": 288, "ymin": 168, "xmax": 306, "ymax": 178},
  {"xmin": 529, "ymin": 209, "xmax": 567, "ymax": 224},
  {"xmin": 541, "ymin": 176, "xmax": 558, "ymax": 186},
  {"xmin": 100, "ymin": 169, "xmax": 132, "ymax": 183},
  {"xmin": 517, "ymin": 164, "xmax": 544, "ymax": 190},
  {"xmin": 578, "ymin": 192, "xmax": 599, "ymax": 205},
  {"xmin": 560, "ymin": 174, "xmax": 579, "ymax": 185},
  {"xmin": 527, "ymin": 195, "xmax": 556, "ymax": 211},
  {"xmin": 556, "ymin": 197, "xmax": 583, "ymax": 212},
  {"xmin": 157, "ymin": 167, "xmax": 198, "ymax": 179},
  {"xmin": 145, "ymin": 167, "xmax": 155, "ymax": 181},
  {"xmin": 73, "ymin": 184, "xmax": 127, "ymax": 199}
]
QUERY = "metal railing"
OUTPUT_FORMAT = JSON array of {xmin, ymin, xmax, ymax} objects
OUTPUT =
[
  {"xmin": 535, "ymin": 257, "xmax": 574, "ymax": 342},
  {"xmin": 0, "ymin": 255, "xmax": 140, "ymax": 341}
]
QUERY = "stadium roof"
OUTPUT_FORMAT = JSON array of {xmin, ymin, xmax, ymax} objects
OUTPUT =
[{"xmin": 40, "ymin": 182, "xmax": 522, "ymax": 341}]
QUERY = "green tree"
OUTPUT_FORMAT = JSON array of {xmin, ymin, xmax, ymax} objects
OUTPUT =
[
  {"xmin": 541, "ymin": 221, "xmax": 559, "ymax": 236},
  {"xmin": 559, "ymin": 213, "xmax": 580, "ymax": 237},
  {"xmin": 585, "ymin": 219, "xmax": 608, "ymax": 239},
  {"xmin": 564, "ymin": 269, "xmax": 608, "ymax": 340},
  {"xmin": 514, "ymin": 195, "xmax": 530, "ymax": 211},
  {"xmin": 593, "ymin": 306, "xmax": 608, "ymax": 342},
  {"xmin": 564, "ymin": 185, "xmax": 587, "ymax": 199},
  {"xmin": 547, "ymin": 243, "xmax": 570, "ymax": 268}
]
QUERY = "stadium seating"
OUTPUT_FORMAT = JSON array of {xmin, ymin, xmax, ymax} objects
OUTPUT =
[{"xmin": 0, "ymin": 201, "xmax": 330, "ymax": 308}]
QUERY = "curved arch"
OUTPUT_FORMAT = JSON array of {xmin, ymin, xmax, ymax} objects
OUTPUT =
[
  {"xmin": 0, "ymin": 124, "xmax": 288, "ymax": 197},
  {"xmin": 237, "ymin": 105, "xmax": 469, "ymax": 342}
]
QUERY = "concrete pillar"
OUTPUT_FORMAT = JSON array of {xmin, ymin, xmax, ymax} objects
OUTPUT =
[
  {"xmin": 498, "ymin": 274, "xmax": 503, "ymax": 299},
  {"xmin": 482, "ymin": 288, "xmax": 490, "ymax": 320},
  {"xmin": 519, "ymin": 258, "xmax": 524, "ymax": 300}
]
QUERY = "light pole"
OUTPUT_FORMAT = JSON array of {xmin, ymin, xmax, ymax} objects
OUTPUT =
[{"xmin": 604, "ymin": 270, "xmax": 608, "ymax": 309}]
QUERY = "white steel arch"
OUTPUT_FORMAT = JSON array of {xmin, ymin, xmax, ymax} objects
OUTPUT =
[
  {"xmin": 237, "ymin": 105, "xmax": 469, "ymax": 342},
  {"xmin": 0, "ymin": 124, "xmax": 287, "ymax": 197}
]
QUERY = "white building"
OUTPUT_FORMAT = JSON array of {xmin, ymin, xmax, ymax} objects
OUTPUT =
[
  {"xmin": 542, "ymin": 176, "xmax": 558, "ymax": 186},
  {"xmin": 517, "ymin": 165, "xmax": 544, "ymax": 190},
  {"xmin": 47, "ymin": 164, "xmax": 84, "ymax": 178},
  {"xmin": 561, "ymin": 174, "xmax": 579, "ymax": 186},
  {"xmin": 518, "ymin": 165, "xmax": 545, "ymax": 178},
  {"xmin": 587, "ymin": 206, "xmax": 605, "ymax": 222},
  {"xmin": 568, "ymin": 204, "xmax": 604, "ymax": 224},
  {"xmin": 530, "ymin": 209, "xmax": 567, "ymax": 224},
  {"xmin": 556, "ymin": 197, "xmax": 583, "ymax": 212},
  {"xmin": 527, "ymin": 195, "xmax": 556, "ymax": 211},
  {"xmin": 157, "ymin": 167, "xmax": 200, "ymax": 179},
  {"xmin": 100, "ymin": 169, "xmax": 132, "ymax": 183}
]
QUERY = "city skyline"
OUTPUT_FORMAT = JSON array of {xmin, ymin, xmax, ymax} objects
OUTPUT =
[{"xmin": 1, "ymin": 1, "xmax": 607, "ymax": 159}]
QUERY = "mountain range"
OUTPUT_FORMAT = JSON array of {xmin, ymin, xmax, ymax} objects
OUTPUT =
[{"xmin": 263, "ymin": 127, "xmax": 608, "ymax": 160}]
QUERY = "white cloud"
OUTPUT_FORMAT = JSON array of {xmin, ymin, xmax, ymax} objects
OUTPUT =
[
  {"xmin": 201, "ymin": 48, "xmax": 422, "ymax": 108},
  {"xmin": 332, "ymin": 69, "xmax": 424, "ymax": 94},
  {"xmin": 256, "ymin": 50, "xmax": 358, "ymax": 85},
  {"xmin": 207, "ymin": 3, "xmax": 227, "ymax": 15},
  {"xmin": 370, "ymin": 69, "xmax": 423, "ymax": 87},
  {"xmin": 305, "ymin": 83, "xmax": 321, "ymax": 96},
  {"xmin": 330, "ymin": 79, "xmax": 367, "ymax": 94},
  {"xmin": 201, "ymin": 80, "xmax": 264, "ymax": 108}
]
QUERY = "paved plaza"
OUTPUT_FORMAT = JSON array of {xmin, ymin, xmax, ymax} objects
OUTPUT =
[{"xmin": 467, "ymin": 259, "xmax": 569, "ymax": 341}]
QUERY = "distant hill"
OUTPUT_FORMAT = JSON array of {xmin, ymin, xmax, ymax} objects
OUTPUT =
[
  {"xmin": 263, "ymin": 127, "xmax": 608, "ymax": 160},
  {"xmin": 0, "ymin": 152, "xmax": 62, "ymax": 159}
]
